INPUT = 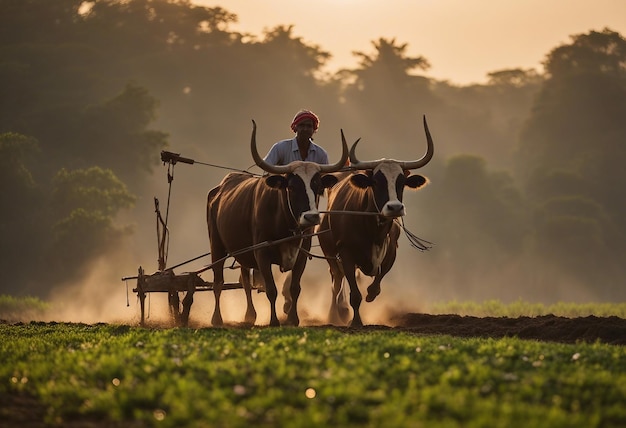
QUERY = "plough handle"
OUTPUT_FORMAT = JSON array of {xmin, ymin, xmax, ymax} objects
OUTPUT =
[{"xmin": 161, "ymin": 151, "xmax": 194, "ymax": 165}]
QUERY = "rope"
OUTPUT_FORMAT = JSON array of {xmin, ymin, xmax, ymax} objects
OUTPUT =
[
  {"xmin": 193, "ymin": 160, "xmax": 263, "ymax": 176},
  {"xmin": 318, "ymin": 210, "xmax": 380, "ymax": 216},
  {"xmin": 194, "ymin": 229, "xmax": 327, "ymax": 275},
  {"xmin": 398, "ymin": 217, "xmax": 434, "ymax": 251},
  {"xmin": 297, "ymin": 245, "xmax": 340, "ymax": 261}
]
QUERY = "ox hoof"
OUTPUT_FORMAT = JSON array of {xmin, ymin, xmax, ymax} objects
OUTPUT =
[
  {"xmin": 349, "ymin": 316, "xmax": 363, "ymax": 328},
  {"xmin": 244, "ymin": 312, "xmax": 257, "ymax": 326},
  {"xmin": 366, "ymin": 286, "xmax": 380, "ymax": 302},
  {"xmin": 211, "ymin": 315, "xmax": 224, "ymax": 327},
  {"xmin": 365, "ymin": 293, "xmax": 378, "ymax": 303},
  {"xmin": 269, "ymin": 315, "xmax": 281, "ymax": 327},
  {"xmin": 283, "ymin": 301, "xmax": 292, "ymax": 315},
  {"xmin": 284, "ymin": 315, "xmax": 300, "ymax": 327}
]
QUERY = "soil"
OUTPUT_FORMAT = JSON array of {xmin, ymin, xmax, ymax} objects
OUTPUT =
[{"xmin": 386, "ymin": 313, "xmax": 626, "ymax": 345}]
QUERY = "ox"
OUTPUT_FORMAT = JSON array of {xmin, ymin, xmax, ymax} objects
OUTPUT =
[
  {"xmin": 207, "ymin": 120, "xmax": 349, "ymax": 326},
  {"xmin": 317, "ymin": 115, "xmax": 434, "ymax": 327}
]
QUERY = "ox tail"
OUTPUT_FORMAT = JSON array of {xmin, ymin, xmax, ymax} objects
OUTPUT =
[{"xmin": 207, "ymin": 186, "xmax": 220, "ymax": 230}]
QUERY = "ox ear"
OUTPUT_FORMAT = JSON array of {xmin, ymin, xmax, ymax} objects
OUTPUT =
[
  {"xmin": 321, "ymin": 174, "xmax": 339, "ymax": 190},
  {"xmin": 405, "ymin": 174, "xmax": 429, "ymax": 189},
  {"xmin": 350, "ymin": 173, "xmax": 373, "ymax": 189},
  {"xmin": 265, "ymin": 174, "xmax": 287, "ymax": 189}
]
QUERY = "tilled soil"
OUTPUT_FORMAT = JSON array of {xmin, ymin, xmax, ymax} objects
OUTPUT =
[{"xmin": 386, "ymin": 313, "xmax": 626, "ymax": 345}]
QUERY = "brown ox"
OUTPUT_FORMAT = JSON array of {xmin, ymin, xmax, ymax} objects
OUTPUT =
[
  {"xmin": 207, "ymin": 120, "xmax": 349, "ymax": 326},
  {"xmin": 317, "ymin": 116, "xmax": 434, "ymax": 327}
]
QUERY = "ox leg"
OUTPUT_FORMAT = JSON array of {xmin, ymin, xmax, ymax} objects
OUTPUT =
[
  {"xmin": 180, "ymin": 276, "xmax": 195, "ymax": 327},
  {"xmin": 366, "ymin": 225, "xmax": 399, "ymax": 302},
  {"xmin": 282, "ymin": 272, "xmax": 292, "ymax": 315},
  {"xmin": 257, "ymin": 258, "xmax": 280, "ymax": 326},
  {"xmin": 211, "ymin": 262, "xmax": 225, "ymax": 326},
  {"xmin": 285, "ymin": 272, "xmax": 300, "ymax": 326},
  {"xmin": 239, "ymin": 269, "xmax": 257, "ymax": 325},
  {"xmin": 365, "ymin": 253, "xmax": 394, "ymax": 303},
  {"xmin": 284, "ymin": 237, "xmax": 310, "ymax": 326},
  {"xmin": 327, "ymin": 258, "xmax": 350, "ymax": 325},
  {"xmin": 343, "ymin": 259, "xmax": 363, "ymax": 327},
  {"xmin": 365, "ymin": 279, "xmax": 382, "ymax": 303}
]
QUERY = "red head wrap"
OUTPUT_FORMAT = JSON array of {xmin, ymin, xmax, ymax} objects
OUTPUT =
[{"xmin": 290, "ymin": 110, "xmax": 320, "ymax": 132}]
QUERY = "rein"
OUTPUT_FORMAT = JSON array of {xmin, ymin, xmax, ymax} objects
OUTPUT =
[
  {"xmin": 193, "ymin": 229, "xmax": 330, "ymax": 275},
  {"xmin": 318, "ymin": 210, "xmax": 380, "ymax": 216}
]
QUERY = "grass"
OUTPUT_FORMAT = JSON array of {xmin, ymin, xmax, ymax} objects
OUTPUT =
[
  {"xmin": 1, "ymin": 322, "xmax": 625, "ymax": 427},
  {"xmin": 0, "ymin": 295, "xmax": 50, "ymax": 321},
  {"xmin": 430, "ymin": 299, "xmax": 626, "ymax": 318}
]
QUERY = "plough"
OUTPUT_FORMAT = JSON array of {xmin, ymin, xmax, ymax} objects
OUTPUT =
[{"xmin": 121, "ymin": 151, "xmax": 254, "ymax": 326}]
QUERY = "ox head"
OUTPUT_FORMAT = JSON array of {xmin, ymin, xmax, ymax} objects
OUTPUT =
[
  {"xmin": 250, "ymin": 120, "xmax": 350, "ymax": 227},
  {"xmin": 348, "ymin": 115, "xmax": 434, "ymax": 218}
]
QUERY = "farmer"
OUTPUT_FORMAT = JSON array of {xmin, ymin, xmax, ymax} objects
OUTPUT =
[{"xmin": 263, "ymin": 109, "xmax": 329, "ymax": 165}]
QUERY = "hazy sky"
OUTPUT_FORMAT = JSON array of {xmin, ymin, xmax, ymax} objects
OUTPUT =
[{"xmin": 194, "ymin": 0, "xmax": 626, "ymax": 85}]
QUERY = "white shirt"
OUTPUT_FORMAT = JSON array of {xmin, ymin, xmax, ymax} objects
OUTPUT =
[{"xmin": 263, "ymin": 137, "xmax": 329, "ymax": 165}]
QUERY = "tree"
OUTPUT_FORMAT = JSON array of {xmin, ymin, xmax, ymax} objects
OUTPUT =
[
  {"xmin": 431, "ymin": 68, "xmax": 541, "ymax": 168},
  {"xmin": 423, "ymin": 154, "xmax": 526, "ymax": 298},
  {"xmin": 518, "ymin": 28, "xmax": 626, "ymax": 172},
  {"xmin": 350, "ymin": 37, "xmax": 431, "ymax": 91},
  {"xmin": 46, "ymin": 167, "xmax": 136, "ymax": 284},
  {"xmin": 516, "ymin": 28, "xmax": 626, "ymax": 298},
  {"xmin": 77, "ymin": 83, "xmax": 168, "ymax": 186},
  {"xmin": 0, "ymin": 133, "xmax": 46, "ymax": 295},
  {"xmin": 340, "ymin": 38, "xmax": 440, "ymax": 153}
]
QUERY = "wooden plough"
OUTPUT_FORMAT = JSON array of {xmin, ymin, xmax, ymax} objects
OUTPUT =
[{"xmin": 121, "ymin": 151, "xmax": 248, "ymax": 326}]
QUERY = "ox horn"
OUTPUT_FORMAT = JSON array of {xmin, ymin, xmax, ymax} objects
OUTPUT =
[
  {"xmin": 318, "ymin": 129, "xmax": 350, "ymax": 173},
  {"xmin": 250, "ymin": 119, "xmax": 351, "ymax": 174},
  {"xmin": 350, "ymin": 115, "xmax": 435, "ymax": 171},
  {"xmin": 250, "ymin": 119, "xmax": 294, "ymax": 174}
]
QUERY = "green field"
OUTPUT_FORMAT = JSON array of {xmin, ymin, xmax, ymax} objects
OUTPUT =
[{"xmin": 1, "ymin": 322, "xmax": 625, "ymax": 427}]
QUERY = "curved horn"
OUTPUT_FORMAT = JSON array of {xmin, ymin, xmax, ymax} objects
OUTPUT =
[
  {"xmin": 398, "ymin": 115, "xmax": 434, "ymax": 170},
  {"xmin": 349, "ymin": 137, "xmax": 381, "ymax": 170},
  {"xmin": 250, "ymin": 119, "xmax": 294, "ymax": 174},
  {"xmin": 319, "ymin": 129, "xmax": 351, "ymax": 173},
  {"xmin": 350, "ymin": 115, "xmax": 435, "ymax": 171}
]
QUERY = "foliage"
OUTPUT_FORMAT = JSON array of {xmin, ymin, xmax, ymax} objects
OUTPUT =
[
  {"xmin": 77, "ymin": 83, "xmax": 168, "ymax": 184},
  {"xmin": 1, "ymin": 324, "xmax": 624, "ymax": 427},
  {"xmin": 421, "ymin": 155, "xmax": 526, "ymax": 294},
  {"xmin": 51, "ymin": 167, "xmax": 135, "ymax": 219},
  {"xmin": 0, "ymin": 133, "xmax": 41, "ymax": 225},
  {"xmin": 44, "ymin": 167, "xmax": 136, "ymax": 283},
  {"xmin": 0, "ymin": 295, "xmax": 50, "ymax": 321},
  {"xmin": 0, "ymin": 133, "xmax": 47, "ymax": 294},
  {"xmin": 516, "ymin": 28, "xmax": 626, "ymax": 294},
  {"xmin": 0, "ymin": 0, "xmax": 625, "ymax": 303}
]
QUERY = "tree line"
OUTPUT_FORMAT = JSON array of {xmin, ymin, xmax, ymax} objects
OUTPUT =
[{"xmin": 1, "ymin": 0, "xmax": 625, "ymax": 303}]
